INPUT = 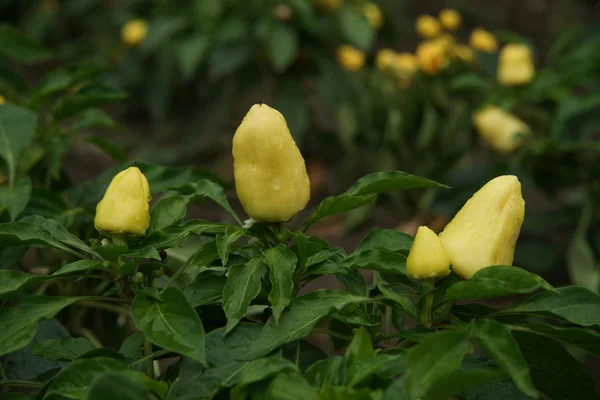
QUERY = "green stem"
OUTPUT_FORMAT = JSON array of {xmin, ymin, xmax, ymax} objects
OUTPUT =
[
  {"xmin": 129, "ymin": 349, "xmax": 170, "ymax": 367},
  {"xmin": 0, "ymin": 380, "xmax": 45, "ymax": 389},
  {"xmin": 295, "ymin": 340, "xmax": 301, "ymax": 368},
  {"xmin": 419, "ymin": 279, "xmax": 435, "ymax": 328},
  {"xmin": 79, "ymin": 328, "xmax": 102, "ymax": 348},
  {"xmin": 144, "ymin": 339, "xmax": 154, "ymax": 378},
  {"xmin": 313, "ymin": 328, "xmax": 352, "ymax": 341},
  {"xmin": 79, "ymin": 300, "xmax": 131, "ymax": 316},
  {"xmin": 0, "ymin": 360, "xmax": 7, "ymax": 380}
]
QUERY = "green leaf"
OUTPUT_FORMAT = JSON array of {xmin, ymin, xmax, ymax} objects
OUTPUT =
[
  {"xmin": 70, "ymin": 109, "xmax": 120, "ymax": 132},
  {"xmin": 378, "ymin": 285, "xmax": 418, "ymax": 322},
  {"xmin": 513, "ymin": 331, "xmax": 599, "ymax": 400},
  {"xmin": 183, "ymin": 273, "xmax": 227, "ymax": 307},
  {"xmin": 149, "ymin": 195, "xmax": 188, "ymax": 233},
  {"xmin": 282, "ymin": 340, "xmax": 327, "ymax": 372},
  {"xmin": 222, "ymin": 257, "xmax": 267, "ymax": 333},
  {"xmin": 208, "ymin": 44, "xmax": 253, "ymax": 80},
  {"xmin": 336, "ymin": 269, "xmax": 367, "ymax": 296},
  {"xmin": 354, "ymin": 228, "xmax": 413, "ymax": 253},
  {"xmin": 444, "ymin": 266, "xmax": 555, "ymax": 301},
  {"xmin": 20, "ymin": 215, "xmax": 95, "ymax": 256},
  {"xmin": 232, "ymin": 357, "xmax": 299, "ymax": 398},
  {"xmin": 470, "ymin": 319, "xmax": 537, "ymax": 398},
  {"xmin": 0, "ymin": 270, "xmax": 44, "ymax": 296},
  {"xmin": 509, "ymin": 324, "xmax": 600, "ymax": 356},
  {"xmin": 131, "ymin": 287, "xmax": 207, "ymax": 365},
  {"xmin": 263, "ymin": 245, "xmax": 297, "ymax": 323},
  {"xmin": 310, "ymin": 171, "xmax": 446, "ymax": 226},
  {"xmin": 53, "ymin": 84, "xmax": 128, "ymax": 122},
  {"xmin": 0, "ymin": 296, "xmax": 89, "ymax": 356},
  {"xmin": 347, "ymin": 354, "xmax": 406, "ymax": 388},
  {"xmin": 267, "ymin": 24, "xmax": 298, "ymax": 72},
  {"xmin": 85, "ymin": 371, "xmax": 151, "ymax": 400},
  {"xmin": 496, "ymin": 286, "xmax": 600, "ymax": 327},
  {"xmin": 341, "ymin": 249, "xmax": 407, "ymax": 275},
  {"xmin": 338, "ymin": 7, "xmax": 373, "ymax": 51},
  {"xmin": 242, "ymin": 290, "xmax": 367, "ymax": 360},
  {"xmin": 53, "ymin": 260, "xmax": 103, "ymax": 276},
  {"xmin": 216, "ymin": 225, "xmax": 246, "ymax": 266},
  {"xmin": 345, "ymin": 326, "xmax": 373, "ymax": 364},
  {"xmin": 263, "ymin": 373, "xmax": 318, "ymax": 400},
  {"xmin": 33, "ymin": 337, "xmax": 94, "ymax": 361},
  {"xmin": 0, "ymin": 24, "xmax": 52, "ymax": 63},
  {"xmin": 403, "ymin": 331, "xmax": 473, "ymax": 398},
  {"xmin": 0, "ymin": 176, "xmax": 31, "ymax": 221},
  {"xmin": 135, "ymin": 219, "xmax": 224, "ymax": 250},
  {"xmin": 84, "ymin": 136, "xmax": 128, "ymax": 163},
  {"xmin": 45, "ymin": 357, "xmax": 126, "ymax": 399},
  {"xmin": 423, "ymin": 368, "xmax": 508, "ymax": 400},
  {"xmin": 176, "ymin": 34, "xmax": 209, "ymax": 79},
  {"xmin": 304, "ymin": 356, "xmax": 346, "ymax": 387},
  {"xmin": 0, "ymin": 103, "xmax": 37, "ymax": 186}
]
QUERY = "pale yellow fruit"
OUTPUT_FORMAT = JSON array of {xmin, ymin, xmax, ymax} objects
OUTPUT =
[
  {"xmin": 439, "ymin": 175, "xmax": 525, "ymax": 279},
  {"xmin": 95, "ymin": 166, "xmax": 151, "ymax": 236},
  {"xmin": 363, "ymin": 3, "xmax": 384, "ymax": 29},
  {"xmin": 415, "ymin": 15, "xmax": 441, "ymax": 38},
  {"xmin": 439, "ymin": 9, "xmax": 461, "ymax": 31},
  {"xmin": 498, "ymin": 44, "xmax": 535, "ymax": 86},
  {"xmin": 473, "ymin": 107, "xmax": 530, "ymax": 153},
  {"xmin": 376, "ymin": 49, "xmax": 397, "ymax": 71},
  {"xmin": 121, "ymin": 19, "xmax": 149, "ymax": 47},
  {"xmin": 416, "ymin": 39, "xmax": 447, "ymax": 75},
  {"xmin": 407, "ymin": 226, "xmax": 450, "ymax": 279},
  {"xmin": 454, "ymin": 44, "xmax": 474, "ymax": 62},
  {"xmin": 337, "ymin": 45, "xmax": 366, "ymax": 72},
  {"xmin": 469, "ymin": 28, "xmax": 498, "ymax": 52},
  {"xmin": 233, "ymin": 104, "xmax": 310, "ymax": 222}
]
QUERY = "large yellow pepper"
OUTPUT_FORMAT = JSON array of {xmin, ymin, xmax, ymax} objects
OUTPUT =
[
  {"xmin": 469, "ymin": 28, "xmax": 498, "ymax": 52},
  {"xmin": 415, "ymin": 15, "xmax": 441, "ymax": 38},
  {"xmin": 121, "ymin": 19, "xmax": 149, "ymax": 47},
  {"xmin": 473, "ymin": 106, "xmax": 530, "ymax": 153},
  {"xmin": 233, "ymin": 104, "xmax": 310, "ymax": 222},
  {"xmin": 313, "ymin": 0, "xmax": 342, "ymax": 12},
  {"xmin": 337, "ymin": 45, "xmax": 366, "ymax": 72},
  {"xmin": 439, "ymin": 9, "xmax": 461, "ymax": 31},
  {"xmin": 497, "ymin": 44, "xmax": 535, "ymax": 86},
  {"xmin": 407, "ymin": 226, "xmax": 450, "ymax": 279},
  {"xmin": 439, "ymin": 175, "xmax": 525, "ymax": 279},
  {"xmin": 363, "ymin": 3, "xmax": 383, "ymax": 29},
  {"xmin": 416, "ymin": 39, "xmax": 447, "ymax": 75},
  {"xmin": 95, "ymin": 166, "xmax": 151, "ymax": 236}
]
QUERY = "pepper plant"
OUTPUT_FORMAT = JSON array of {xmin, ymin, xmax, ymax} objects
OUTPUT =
[{"xmin": 1, "ymin": 104, "xmax": 599, "ymax": 400}]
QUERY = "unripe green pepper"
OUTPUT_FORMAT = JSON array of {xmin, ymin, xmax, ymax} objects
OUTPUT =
[
  {"xmin": 439, "ymin": 175, "xmax": 525, "ymax": 279},
  {"xmin": 406, "ymin": 226, "xmax": 450, "ymax": 279},
  {"xmin": 232, "ymin": 103, "xmax": 310, "ymax": 222},
  {"xmin": 94, "ymin": 166, "xmax": 151, "ymax": 237}
]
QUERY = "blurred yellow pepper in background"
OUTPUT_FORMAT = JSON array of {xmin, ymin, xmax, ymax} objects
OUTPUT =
[
  {"xmin": 407, "ymin": 226, "xmax": 451, "ymax": 279},
  {"xmin": 473, "ymin": 106, "xmax": 530, "ymax": 153},
  {"xmin": 95, "ymin": 166, "xmax": 151, "ymax": 236},
  {"xmin": 363, "ymin": 3, "xmax": 384, "ymax": 29},
  {"xmin": 313, "ymin": 0, "xmax": 342, "ymax": 12},
  {"xmin": 454, "ymin": 44, "xmax": 474, "ymax": 62},
  {"xmin": 121, "ymin": 19, "xmax": 149, "ymax": 47},
  {"xmin": 439, "ymin": 9, "xmax": 461, "ymax": 31},
  {"xmin": 416, "ymin": 39, "xmax": 447, "ymax": 75},
  {"xmin": 469, "ymin": 28, "xmax": 498, "ymax": 52},
  {"xmin": 0, "ymin": 96, "xmax": 5, "ymax": 105},
  {"xmin": 439, "ymin": 175, "xmax": 525, "ymax": 279},
  {"xmin": 233, "ymin": 104, "xmax": 310, "ymax": 222},
  {"xmin": 337, "ymin": 45, "xmax": 366, "ymax": 72},
  {"xmin": 498, "ymin": 44, "xmax": 535, "ymax": 86},
  {"xmin": 376, "ymin": 48, "xmax": 397, "ymax": 71},
  {"xmin": 415, "ymin": 15, "xmax": 441, "ymax": 38},
  {"xmin": 395, "ymin": 52, "xmax": 419, "ymax": 86}
]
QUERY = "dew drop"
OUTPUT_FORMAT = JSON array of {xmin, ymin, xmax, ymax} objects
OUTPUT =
[{"xmin": 272, "ymin": 179, "xmax": 281, "ymax": 191}]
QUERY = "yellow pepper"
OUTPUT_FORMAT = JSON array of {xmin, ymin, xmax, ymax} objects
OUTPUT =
[
  {"xmin": 416, "ymin": 39, "xmax": 447, "ymax": 75},
  {"xmin": 497, "ymin": 44, "xmax": 535, "ymax": 86},
  {"xmin": 415, "ymin": 15, "xmax": 441, "ymax": 38},
  {"xmin": 0, "ymin": 96, "xmax": 5, "ymax": 105},
  {"xmin": 376, "ymin": 49, "xmax": 397, "ymax": 72},
  {"xmin": 313, "ymin": 0, "xmax": 342, "ymax": 12},
  {"xmin": 232, "ymin": 104, "xmax": 310, "ymax": 222},
  {"xmin": 469, "ymin": 28, "xmax": 498, "ymax": 52},
  {"xmin": 407, "ymin": 226, "xmax": 450, "ymax": 279},
  {"xmin": 363, "ymin": 3, "xmax": 384, "ymax": 29},
  {"xmin": 395, "ymin": 52, "xmax": 419, "ymax": 86},
  {"xmin": 454, "ymin": 44, "xmax": 474, "ymax": 62},
  {"xmin": 473, "ymin": 106, "xmax": 530, "ymax": 153},
  {"xmin": 439, "ymin": 9, "xmax": 461, "ymax": 31},
  {"xmin": 121, "ymin": 19, "xmax": 149, "ymax": 47},
  {"xmin": 439, "ymin": 175, "xmax": 525, "ymax": 279},
  {"xmin": 336, "ymin": 45, "xmax": 366, "ymax": 72},
  {"xmin": 95, "ymin": 166, "xmax": 151, "ymax": 236}
]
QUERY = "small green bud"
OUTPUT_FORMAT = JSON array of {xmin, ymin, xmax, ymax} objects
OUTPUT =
[{"xmin": 132, "ymin": 272, "xmax": 144, "ymax": 284}]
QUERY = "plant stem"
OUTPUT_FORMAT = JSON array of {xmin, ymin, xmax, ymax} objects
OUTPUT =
[
  {"xmin": 129, "ymin": 349, "xmax": 170, "ymax": 367},
  {"xmin": 144, "ymin": 339, "xmax": 154, "ymax": 378},
  {"xmin": 0, "ymin": 380, "xmax": 45, "ymax": 389},
  {"xmin": 0, "ymin": 360, "xmax": 7, "ymax": 380},
  {"xmin": 79, "ymin": 328, "xmax": 103, "ymax": 348},
  {"xmin": 419, "ymin": 279, "xmax": 435, "ymax": 328},
  {"xmin": 79, "ymin": 300, "xmax": 131, "ymax": 316},
  {"xmin": 312, "ymin": 328, "xmax": 352, "ymax": 341},
  {"xmin": 295, "ymin": 340, "xmax": 301, "ymax": 368}
]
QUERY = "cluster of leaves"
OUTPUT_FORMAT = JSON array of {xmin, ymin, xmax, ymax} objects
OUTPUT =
[{"xmin": 1, "ymin": 168, "xmax": 600, "ymax": 399}]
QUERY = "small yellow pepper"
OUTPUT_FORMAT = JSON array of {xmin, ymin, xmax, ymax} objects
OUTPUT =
[
  {"xmin": 497, "ymin": 44, "xmax": 535, "ymax": 86},
  {"xmin": 416, "ymin": 39, "xmax": 447, "ymax": 75},
  {"xmin": 95, "ymin": 166, "xmax": 151, "ymax": 236},
  {"xmin": 415, "ymin": 15, "xmax": 441, "ymax": 38},
  {"xmin": 376, "ymin": 49, "xmax": 397, "ymax": 72},
  {"xmin": 0, "ymin": 96, "xmax": 5, "ymax": 105},
  {"xmin": 363, "ymin": 3, "xmax": 384, "ymax": 29},
  {"xmin": 395, "ymin": 53, "xmax": 419, "ymax": 86},
  {"xmin": 439, "ymin": 9, "xmax": 461, "ymax": 31},
  {"xmin": 121, "ymin": 19, "xmax": 149, "ymax": 47},
  {"xmin": 439, "ymin": 175, "xmax": 525, "ymax": 279},
  {"xmin": 454, "ymin": 44, "xmax": 474, "ymax": 62},
  {"xmin": 473, "ymin": 106, "xmax": 530, "ymax": 153},
  {"xmin": 233, "ymin": 104, "xmax": 310, "ymax": 222},
  {"xmin": 337, "ymin": 45, "xmax": 366, "ymax": 72},
  {"xmin": 469, "ymin": 28, "xmax": 498, "ymax": 52},
  {"xmin": 313, "ymin": 0, "xmax": 342, "ymax": 12},
  {"xmin": 407, "ymin": 226, "xmax": 450, "ymax": 279}
]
